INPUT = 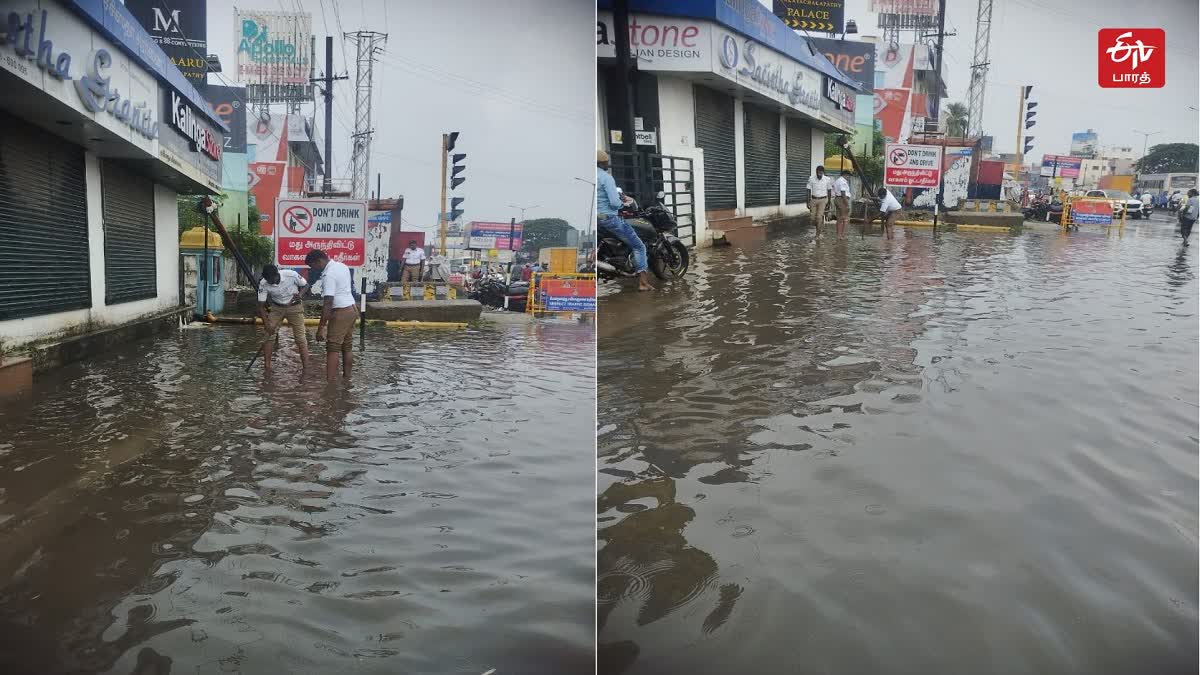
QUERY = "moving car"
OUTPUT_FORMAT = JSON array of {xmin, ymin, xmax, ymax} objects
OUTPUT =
[{"xmin": 1085, "ymin": 189, "xmax": 1144, "ymax": 220}]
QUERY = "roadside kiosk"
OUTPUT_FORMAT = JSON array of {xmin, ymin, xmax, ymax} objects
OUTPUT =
[{"xmin": 180, "ymin": 226, "xmax": 225, "ymax": 318}]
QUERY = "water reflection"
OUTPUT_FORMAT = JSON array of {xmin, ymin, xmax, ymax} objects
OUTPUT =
[
  {"xmin": 598, "ymin": 226, "xmax": 1198, "ymax": 674},
  {"xmin": 0, "ymin": 321, "xmax": 595, "ymax": 674}
]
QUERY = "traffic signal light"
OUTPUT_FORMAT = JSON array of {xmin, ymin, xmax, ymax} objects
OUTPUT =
[
  {"xmin": 446, "ymin": 131, "xmax": 459, "ymax": 153},
  {"xmin": 450, "ymin": 153, "xmax": 466, "ymax": 189},
  {"xmin": 1024, "ymin": 136, "xmax": 1035, "ymax": 155},
  {"xmin": 449, "ymin": 196, "xmax": 464, "ymax": 223}
]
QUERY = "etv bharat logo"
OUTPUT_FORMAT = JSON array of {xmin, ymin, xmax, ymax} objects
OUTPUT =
[{"xmin": 1099, "ymin": 29, "xmax": 1165, "ymax": 88}]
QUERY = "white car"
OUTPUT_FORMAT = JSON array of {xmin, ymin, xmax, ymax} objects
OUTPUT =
[{"xmin": 1085, "ymin": 189, "xmax": 1145, "ymax": 220}]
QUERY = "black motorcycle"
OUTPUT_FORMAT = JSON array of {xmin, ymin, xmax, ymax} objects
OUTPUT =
[{"xmin": 597, "ymin": 194, "xmax": 689, "ymax": 281}]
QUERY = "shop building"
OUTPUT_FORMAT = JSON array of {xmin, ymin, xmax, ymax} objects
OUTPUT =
[
  {"xmin": 598, "ymin": 0, "xmax": 860, "ymax": 247},
  {"xmin": 0, "ymin": 0, "xmax": 226, "ymax": 361}
]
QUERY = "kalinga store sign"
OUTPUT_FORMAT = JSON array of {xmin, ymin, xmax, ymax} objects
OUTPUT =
[{"xmin": 164, "ymin": 88, "xmax": 222, "ymax": 161}]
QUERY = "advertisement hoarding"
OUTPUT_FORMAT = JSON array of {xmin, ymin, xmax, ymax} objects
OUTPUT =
[
  {"xmin": 124, "ymin": 0, "xmax": 208, "ymax": 91},
  {"xmin": 869, "ymin": 0, "xmax": 937, "ymax": 15},
  {"xmin": 810, "ymin": 37, "xmax": 875, "ymax": 91},
  {"xmin": 467, "ymin": 221, "xmax": 524, "ymax": 251},
  {"xmin": 596, "ymin": 12, "xmax": 711, "ymax": 71},
  {"xmin": 1040, "ymin": 154, "xmax": 1083, "ymax": 178},
  {"xmin": 884, "ymin": 143, "xmax": 943, "ymax": 188},
  {"xmin": 205, "ymin": 85, "xmax": 248, "ymax": 153},
  {"xmin": 235, "ymin": 10, "xmax": 313, "ymax": 103},
  {"xmin": 772, "ymin": 0, "xmax": 845, "ymax": 34},
  {"xmin": 1070, "ymin": 131, "xmax": 1099, "ymax": 158},
  {"xmin": 276, "ymin": 199, "xmax": 367, "ymax": 267},
  {"xmin": 542, "ymin": 278, "xmax": 597, "ymax": 313}
]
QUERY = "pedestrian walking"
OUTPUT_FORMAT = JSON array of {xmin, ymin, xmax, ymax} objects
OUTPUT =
[
  {"xmin": 877, "ymin": 188, "xmax": 903, "ymax": 241},
  {"xmin": 400, "ymin": 240, "xmax": 426, "ymax": 282},
  {"xmin": 305, "ymin": 249, "xmax": 358, "ymax": 380},
  {"xmin": 807, "ymin": 165, "xmax": 832, "ymax": 236},
  {"xmin": 597, "ymin": 150, "xmax": 653, "ymax": 291},
  {"xmin": 832, "ymin": 169, "xmax": 852, "ymax": 240},
  {"xmin": 256, "ymin": 264, "xmax": 309, "ymax": 373},
  {"xmin": 1179, "ymin": 188, "xmax": 1199, "ymax": 246}
]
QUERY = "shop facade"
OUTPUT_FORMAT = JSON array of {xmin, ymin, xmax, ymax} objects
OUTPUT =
[
  {"xmin": 0, "ymin": 0, "xmax": 226, "ymax": 356},
  {"xmin": 598, "ymin": 1, "xmax": 859, "ymax": 246}
]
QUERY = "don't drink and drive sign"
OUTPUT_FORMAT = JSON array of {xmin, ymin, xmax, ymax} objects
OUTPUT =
[
  {"xmin": 884, "ymin": 144, "xmax": 944, "ymax": 188},
  {"xmin": 276, "ymin": 198, "xmax": 368, "ymax": 267}
]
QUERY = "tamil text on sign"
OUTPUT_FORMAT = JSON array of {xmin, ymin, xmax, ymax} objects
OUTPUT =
[{"xmin": 276, "ymin": 199, "xmax": 367, "ymax": 267}]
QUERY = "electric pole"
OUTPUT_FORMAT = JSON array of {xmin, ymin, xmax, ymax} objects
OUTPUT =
[
  {"xmin": 966, "ymin": 0, "xmax": 993, "ymax": 139},
  {"xmin": 346, "ymin": 31, "xmax": 388, "ymax": 200},
  {"xmin": 311, "ymin": 36, "xmax": 347, "ymax": 195}
]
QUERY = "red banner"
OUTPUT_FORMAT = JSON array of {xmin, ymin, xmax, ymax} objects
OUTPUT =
[{"xmin": 249, "ymin": 162, "xmax": 286, "ymax": 235}]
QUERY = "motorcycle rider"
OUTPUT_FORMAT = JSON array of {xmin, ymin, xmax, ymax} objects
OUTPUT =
[{"xmin": 597, "ymin": 150, "xmax": 653, "ymax": 291}]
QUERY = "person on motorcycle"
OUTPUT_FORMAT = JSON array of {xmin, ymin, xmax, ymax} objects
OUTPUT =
[{"xmin": 597, "ymin": 150, "xmax": 653, "ymax": 291}]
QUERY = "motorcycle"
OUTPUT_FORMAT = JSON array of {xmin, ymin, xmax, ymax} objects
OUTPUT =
[
  {"xmin": 468, "ymin": 272, "xmax": 528, "ymax": 311},
  {"xmin": 597, "ymin": 192, "xmax": 690, "ymax": 282}
]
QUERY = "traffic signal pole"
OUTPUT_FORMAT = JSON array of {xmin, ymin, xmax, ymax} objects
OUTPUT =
[
  {"xmin": 439, "ymin": 133, "xmax": 449, "ymax": 256},
  {"xmin": 1014, "ymin": 86, "xmax": 1025, "ymax": 186}
]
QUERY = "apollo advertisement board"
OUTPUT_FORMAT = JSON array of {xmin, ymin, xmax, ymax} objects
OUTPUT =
[{"xmin": 234, "ymin": 10, "xmax": 313, "ymax": 103}]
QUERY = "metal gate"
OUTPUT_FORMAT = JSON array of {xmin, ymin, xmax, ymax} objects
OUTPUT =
[
  {"xmin": 0, "ymin": 111, "xmax": 90, "ymax": 321},
  {"xmin": 101, "ymin": 160, "xmax": 157, "ymax": 304},
  {"xmin": 694, "ymin": 85, "xmax": 736, "ymax": 210},
  {"xmin": 607, "ymin": 151, "xmax": 697, "ymax": 247},
  {"xmin": 744, "ymin": 102, "xmax": 780, "ymax": 208},
  {"xmin": 785, "ymin": 117, "xmax": 814, "ymax": 204}
]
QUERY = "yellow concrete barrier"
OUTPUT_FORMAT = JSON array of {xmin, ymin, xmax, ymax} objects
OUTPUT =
[
  {"xmin": 897, "ymin": 220, "xmax": 935, "ymax": 227},
  {"xmin": 955, "ymin": 224, "xmax": 1013, "ymax": 233}
]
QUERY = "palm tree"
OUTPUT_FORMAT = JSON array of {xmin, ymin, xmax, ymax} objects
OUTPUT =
[{"xmin": 945, "ymin": 102, "xmax": 969, "ymax": 138}]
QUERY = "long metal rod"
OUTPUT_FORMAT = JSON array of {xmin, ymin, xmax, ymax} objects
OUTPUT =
[
  {"xmin": 439, "ymin": 133, "xmax": 449, "ymax": 256},
  {"xmin": 1014, "ymin": 86, "xmax": 1025, "ymax": 186},
  {"xmin": 932, "ymin": 0, "xmax": 947, "ymax": 232}
]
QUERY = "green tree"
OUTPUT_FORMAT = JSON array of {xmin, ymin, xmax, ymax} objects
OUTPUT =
[
  {"xmin": 945, "ymin": 102, "xmax": 969, "ymax": 137},
  {"xmin": 520, "ymin": 217, "xmax": 573, "ymax": 255},
  {"xmin": 1135, "ymin": 143, "xmax": 1199, "ymax": 174}
]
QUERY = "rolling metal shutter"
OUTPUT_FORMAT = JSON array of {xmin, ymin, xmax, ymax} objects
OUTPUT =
[
  {"xmin": 101, "ymin": 160, "xmax": 157, "ymax": 304},
  {"xmin": 0, "ymin": 112, "xmax": 90, "ymax": 321},
  {"xmin": 743, "ymin": 102, "xmax": 780, "ymax": 208},
  {"xmin": 785, "ymin": 117, "xmax": 814, "ymax": 204},
  {"xmin": 693, "ymin": 85, "xmax": 736, "ymax": 210}
]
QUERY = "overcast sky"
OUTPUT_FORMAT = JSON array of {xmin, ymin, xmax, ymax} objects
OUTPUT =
[
  {"xmin": 761, "ymin": 0, "xmax": 1199, "ymax": 158},
  {"xmin": 203, "ymin": 0, "xmax": 594, "ymax": 233}
]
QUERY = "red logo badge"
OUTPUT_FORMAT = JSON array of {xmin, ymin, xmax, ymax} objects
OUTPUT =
[{"xmin": 1098, "ymin": 28, "xmax": 1165, "ymax": 88}]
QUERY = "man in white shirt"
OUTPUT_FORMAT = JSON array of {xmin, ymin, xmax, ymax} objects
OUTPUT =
[
  {"xmin": 876, "ymin": 188, "xmax": 903, "ymax": 240},
  {"xmin": 807, "ymin": 165, "xmax": 832, "ymax": 235},
  {"xmin": 256, "ymin": 264, "xmax": 309, "ymax": 372},
  {"xmin": 400, "ymin": 240, "xmax": 426, "ymax": 282},
  {"xmin": 832, "ymin": 169, "xmax": 853, "ymax": 239},
  {"xmin": 305, "ymin": 249, "xmax": 357, "ymax": 379}
]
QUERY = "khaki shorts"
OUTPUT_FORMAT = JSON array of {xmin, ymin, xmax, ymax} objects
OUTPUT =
[
  {"xmin": 835, "ymin": 196, "xmax": 849, "ymax": 217},
  {"xmin": 402, "ymin": 265, "xmax": 421, "ymax": 282},
  {"xmin": 326, "ymin": 305, "xmax": 358, "ymax": 354},
  {"xmin": 266, "ymin": 303, "xmax": 306, "ymax": 344},
  {"xmin": 811, "ymin": 196, "xmax": 829, "ymax": 222},
  {"xmin": 883, "ymin": 211, "xmax": 899, "ymax": 228}
]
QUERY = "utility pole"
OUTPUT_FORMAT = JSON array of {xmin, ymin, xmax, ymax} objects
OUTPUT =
[
  {"xmin": 346, "ymin": 31, "xmax": 388, "ymax": 200},
  {"xmin": 613, "ymin": 0, "xmax": 636, "ymax": 159},
  {"xmin": 931, "ymin": 0, "xmax": 948, "ymax": 231},
  {"xmin": 966, "ymin": 0, "xmax": 993, "ymax": 139},
  {"xmin": 312, "ymin": 36, "xmax": 348, "ymax": 195}
]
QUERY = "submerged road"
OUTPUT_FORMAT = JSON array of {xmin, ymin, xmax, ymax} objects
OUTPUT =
[
  {"xmin": 598, "ymin": 218, "xmax": 1198, "ymax": 674},
  {"xmin": 0, "ymin": 322, "xmax": 595, "ymax": 674}
]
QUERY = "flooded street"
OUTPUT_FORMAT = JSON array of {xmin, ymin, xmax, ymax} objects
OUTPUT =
[
  {"xmin": 598, "ymin": 222, "xmax": 1198, "ymax": 674},
  {"xmin": 0, "ymin": 322, "xmax": 595, "ymax": 674}
]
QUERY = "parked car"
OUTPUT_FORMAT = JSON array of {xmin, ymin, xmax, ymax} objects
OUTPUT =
[{"xmin": 1085, "ymin": 189, "xmax": 1144, "ymax": 220}]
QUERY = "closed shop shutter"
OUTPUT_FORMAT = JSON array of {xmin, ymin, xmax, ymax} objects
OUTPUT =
[
  {"xmin": 0, "ymin": 111, "xmax": 91, "ymax": 321},
  {"xmin": 785, "ymin": 117, "xmax": 814, "ymax": 204},
  {"xmin": 101, "ymin": 160, "xmax": 157, "ymax": 304},
  {"xmin": 693, "ymin": 85, "xmax": 736, "ymax": 210},
  {"xmin": 743, "ymin": 102, "xmax": 780, "ymax": 208}
]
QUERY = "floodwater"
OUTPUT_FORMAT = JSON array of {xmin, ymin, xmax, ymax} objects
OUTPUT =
[
  {"xmin": 598, "ymin": 219, "xmax": 1198, "ymax": 674},
  {"xmin": 0, "ymin": 321, "xmax": 595, "ymax": 674}
]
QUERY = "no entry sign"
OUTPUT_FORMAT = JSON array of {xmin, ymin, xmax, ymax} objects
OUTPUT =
[
  {"xmin": 276, "ymin": 198, "xmax": 367, "ymax": 267},
  {"xmin": 884, "ymin": 143, "xmax": 944, "ymax": 188}
]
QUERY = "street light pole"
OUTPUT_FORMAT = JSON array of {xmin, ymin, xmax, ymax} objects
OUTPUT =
[
  {"xmin": 574, "ymin": 176, "xmax": 596, "ymax": 240},
  {"xmin": 1132, "ymin": 129, "xmax": 1162, "ymax": 166},
  {"xmin": 507, "ymin": 204, "xmax": 540, "ymax": 224}
]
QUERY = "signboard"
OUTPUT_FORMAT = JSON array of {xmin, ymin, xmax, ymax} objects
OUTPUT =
[
  {"xmin": 884, "ymin": 143, "xmax": 943, "ymax": 188},
  {"xmin": 1070, "ymin": 131, "xmax": 1099, "ymax": 158},
  {"xmin": 467, "ymin": 221, "xmax": 524, "ymax": 251},
  {"xmin": 869, "ymin": 0, "xmax": 937, "ymax": 16},
  {"xmin": 1040, "ymin": 154, "xmax": 1083, "ymax": 178},
  {"xmin": 235, "ymin": 10, "xmax": 313, "ymax": 104},
  {"xmin": 824, "ymin": 76, "xmax": 856, "ymax": 111},
  {"xmin": 635, "ymin": 130, "xmax": 658, "ymax": 146},
  {"xmin": 596, "ymin": 12, "xmax": 711, "ymax": 71},
  {"xmin": 810, "ymin": 37, "xmax": 875, "ymax": 91},
  {"xmin": 124, "ymin": 0, "xmax": 208, "ymax": 91},
  {"xmin": 1072, "ymin": 199, "xmax": 1114, "ymax": 225},
  {"xmin": 772, "ymin": 0, "xmax": 844, "ymax": 34},
  {"xmin": 542, "ymin": 279, "xmax": 597, "ymax": 313},
  {"xmin": 276, "ymin": 199, "xmax": 367, "ymax": 267},
  {"xmin": 205, "ymin": 85, "xmax": 248, "ymax": 153},
  {"xmin": 715, "ymin": 30, "xmax": 823, "ymax": 117}
]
